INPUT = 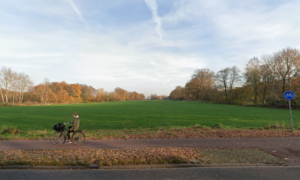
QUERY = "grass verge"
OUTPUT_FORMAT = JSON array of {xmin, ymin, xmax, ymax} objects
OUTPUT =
[{"xmin": 0, "ymin": 125, "xmax": 299, "ymax": 140}]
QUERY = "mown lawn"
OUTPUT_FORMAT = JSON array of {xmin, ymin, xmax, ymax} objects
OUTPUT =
[{"xmin": 0, "ymin": 100, "xmax": 298, "ymax": 131}]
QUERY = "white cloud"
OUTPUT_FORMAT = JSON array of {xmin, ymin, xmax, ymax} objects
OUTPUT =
[
  {"xmin": 66, "ymin": 0, "xmax": 89, "ymax": 29},
  {"xmin": 150, "ymin": 60, "xmax": 158, "ymax": 67},
  {"xmin": 144, "ymin": 0, "xmax": 163, "ymax": 40},
  {"xmin": 1, "ymin": 0, "xmax": 300, "ymax": 96}
]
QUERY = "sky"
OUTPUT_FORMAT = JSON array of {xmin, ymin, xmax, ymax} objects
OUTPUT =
[{"xmin": 1, "ymin": 0, "xmax": 300, "ymax": 97}]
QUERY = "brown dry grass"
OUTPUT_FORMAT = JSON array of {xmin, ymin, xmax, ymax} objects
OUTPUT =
[
  {"xmin": 0, "ymin": 148, "xmax": 285, "ymax": 167},
  {"xmin": 0, "ymin": 148, "xmax": 198, "ymax": 166}
]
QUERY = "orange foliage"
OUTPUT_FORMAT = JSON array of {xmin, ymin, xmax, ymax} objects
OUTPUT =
[
  {"xmin": 71, "ymin": 84, "xmax": 82, "ymax": 102},
  {"xmin": 57, "ymin": 89, "xmax": 69, "ymax": 103}
]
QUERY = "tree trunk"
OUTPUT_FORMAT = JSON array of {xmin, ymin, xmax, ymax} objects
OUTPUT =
[
  {"xmin": 5, "ymin": 84, "xmax": 8, "ymax": 103},
  {"xmin": 12, "ymin": 92, "xmax": 15, "ymax": 105},
  {"xmin": 254, "ymin": 84, "xmax": 258, "ymax": 105},
  {"xmin": 262, "ymin": 86, "xmax": 267, "ymax": 105},
  {"xmin": 271, "ymin": 79, "xmax": 275, "ymax": 105},
  {"xmin": 224, "ymin": 87, "xmax": 227, "ymax": 103},
  {"xmin": 282, "ymin": 78, "xmax": 286, "ymax": 95},
  {"xmin": 18, "ymin": 87, "xmax": 22, "ymax": 104},
  {"xmin": 20, "ymin": 92, "xmax": 24, "ymax": 103},
  {"xmin": 0, "ymin": 89, "xmax": 4, "ymax": 103}
]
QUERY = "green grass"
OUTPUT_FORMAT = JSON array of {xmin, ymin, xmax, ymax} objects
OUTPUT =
[{"xmin": 0, "ymin": 100, "xmax": 298, "ymax": 131}]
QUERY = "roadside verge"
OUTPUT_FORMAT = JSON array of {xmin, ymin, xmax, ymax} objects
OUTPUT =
[{"xmin": 0, "ymin": 147, "xmax": 287, "ymax": 169}]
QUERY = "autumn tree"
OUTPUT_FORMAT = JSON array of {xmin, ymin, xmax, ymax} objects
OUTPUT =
[
  {"xmin": 191, "ymin": 68, "xmax": 215, "ymax": 101},
  {"xmin": 32, "ymin": 84, "xmax": 45, "ymax": 103},
  {"xmin": 227, "ymin": 86, "xmax": 253, "ymax": 105},
  {"xmin": 71, "ymin": 84, "xmax": 82, "ymax": 102},
  {"xmin": 107, "ymin": 92, "xmax": 119, "ymax": 101},
  {"xmin": 115, "ymin": 87, "xmax": 128, "ymax": 100},
  {"xmin": 96, "ymin": 88, "xmax": 104, "ymax": 102},
  {"xmin": 139, "ymin": 93, "xmax": 145, "ymax": 100},
  {"xmin": 184, "ymin": 79, "xmax": 197, "ymax": 101},
  {"xmin": 55, "ymin": 89, "xmax": 68, "ymax": 103},
  {"xmin": 81, "ymin": 84, "xmax": 96, "ymax": 102},
  {"xmin": 291, "ymin": 77, "xmax": 300, "ymax": 104},
  {"xmin": 49, "ymin": 81, "xmax": 70, "ymax": 94},
  {"xmin": 47, "ymin": 89, "xmax": 57, "ymax": 103},
  {"xmin": 169, "ymin": 86, "xmax": 185, "ymax": 100},
  {"xmin": 150, "ymin": 93, "xmax": 160, "ymax": 100},
  {"xmin": 128, "ymin": 92, "xmax": 135, "ymax": 100}
]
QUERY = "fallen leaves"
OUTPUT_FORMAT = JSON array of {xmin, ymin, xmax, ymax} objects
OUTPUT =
[
  {"xmin": 0, "ymin": 147, "xmax": 286, "ymax": 166},
  {"xmin": 0, "ymin": 148, "xmax": 200, "ymax": 166}
]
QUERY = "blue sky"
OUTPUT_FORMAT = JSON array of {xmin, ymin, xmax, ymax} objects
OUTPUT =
[{"xmin": 1, "ymin": 0, "xmax": 300, "ymax": 96}]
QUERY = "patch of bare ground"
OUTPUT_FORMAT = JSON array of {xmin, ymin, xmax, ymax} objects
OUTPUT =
[{"xmin": 196, "ymin": 148, "xmax": 286, "ymax": 166}]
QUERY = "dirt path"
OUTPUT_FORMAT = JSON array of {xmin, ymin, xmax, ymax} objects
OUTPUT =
[{"xmin": 1, "ymin": 138, "xmax": 300, "ymax": 165}]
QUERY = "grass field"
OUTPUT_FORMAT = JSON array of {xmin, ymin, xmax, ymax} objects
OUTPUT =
[{"xmin": 0, "ymin": 100, "xmax": 299, "ymax": 132}]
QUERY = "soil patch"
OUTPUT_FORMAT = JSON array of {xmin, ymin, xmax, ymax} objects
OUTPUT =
[{"xmin": 197, "ymin": 148, "xmax": 286, "ymax": 165}]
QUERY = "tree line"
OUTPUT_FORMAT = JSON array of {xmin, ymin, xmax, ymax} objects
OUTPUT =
[
  {"xmin": 169, "ymin": 47, "xmax": 300, "ymax": 106},
  {"xmin": 0, "ymin": 66, "xmax": 145, "ymax": 105},
  {"xmin": 147, "ymin": 94, "xmax": 169, "ymax": 100}
]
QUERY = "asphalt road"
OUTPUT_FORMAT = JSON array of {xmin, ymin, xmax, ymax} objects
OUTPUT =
[{"xmin": 1, "ymin": 166, "xmax": 300, "ymax": 180}]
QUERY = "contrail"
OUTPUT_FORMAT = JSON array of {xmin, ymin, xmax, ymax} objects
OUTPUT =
[
  {"xmin": 144, "ymin": 0, "xmax": 163, "ymax": 40},
  {"xmin": 66, "ymin": 0, "xmax": 89, "ymax": 29}
]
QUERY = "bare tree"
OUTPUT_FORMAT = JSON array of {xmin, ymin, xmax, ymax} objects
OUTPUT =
[
  {"xmin": 215, "ymin": 67, "xmax": 230, "ymax": 101},
  {"xmin": 262, "ymin": 53, "xmax": 277, "ymax": 104},
  {"xmin": 11, "ymin": 71, "xmax": 18, "ymax": 105},
  {"xmin": 274, "ymin": 47, "xmax": 300, "ymax": 94},
  {"xmin": 0, "ymin": 66, "xmax": 14, "ymax": 104},
  {"xmin": 229, "ymin": 66, "xmax": 242, "ymax": 90},
  {"xmin": 0, "ymin": 68, "xmax": 4, "ymax": 103},
  {"xmin": 17, "ymin": 73, "xmax": 33, "ymax": 104},
  {"xmin": 259, "ymin": 64, "xmax": 273, "ymax": 105},
  {"xmin": 215, "ymin": 66, "xmax": 241, "ymax": 102},
  {"xmin": 245, "ymin": 57, "xmax": 260, "ymax": 105}
]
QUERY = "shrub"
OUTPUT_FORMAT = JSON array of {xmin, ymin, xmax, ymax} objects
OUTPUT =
[
  {"xmin": 264, "ymin": 122, "xmax": 285, "ymax": 130},
  {"xmin": 171, "ymin": 156, "xmax": 188, "ymax": 164},
  {"xmin": 122, "ymin": 121, "xmax": 131, "ymax": 126},
  {"xmin": 193, "ymin": 124, "xmax": 201, "ymax": 128},
  {"xmin": 212, "ymin": 123, "xmax": 224, "ymax": 129},
  {"xmin": 1, "ymin": 125, "xmax": 20, "ymax": 134}
]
